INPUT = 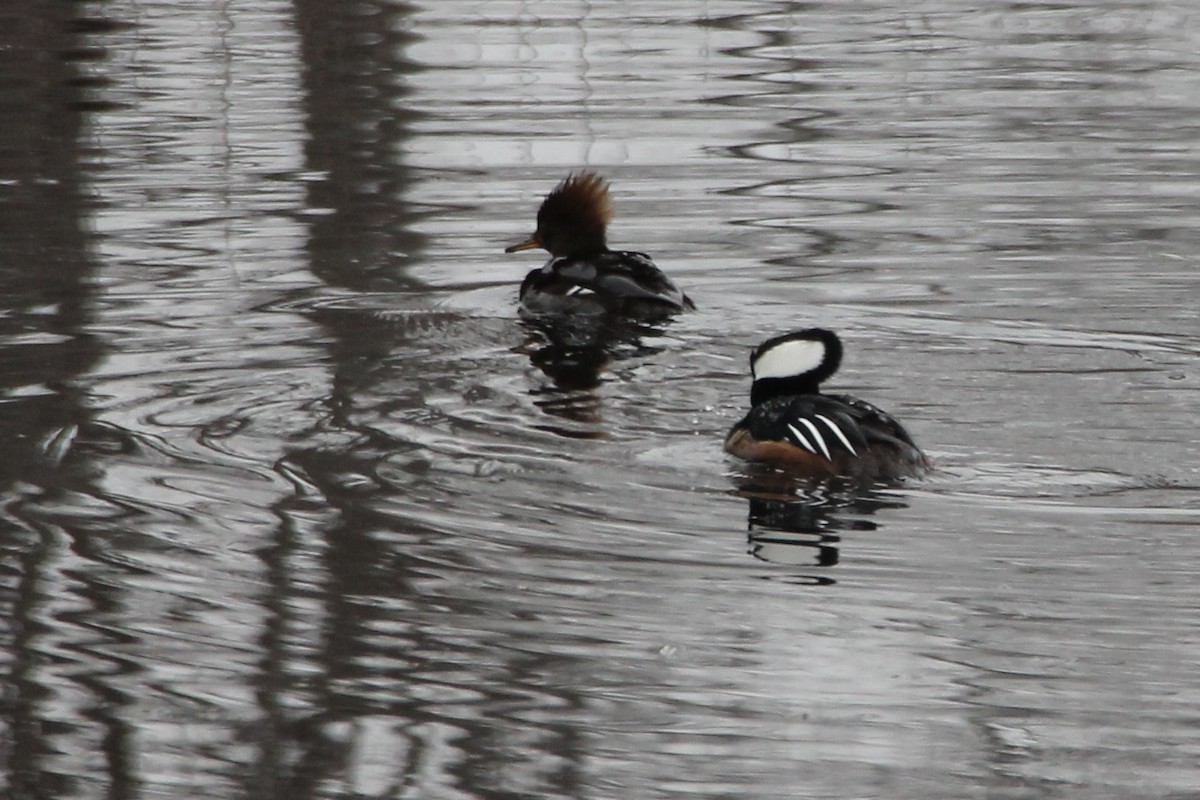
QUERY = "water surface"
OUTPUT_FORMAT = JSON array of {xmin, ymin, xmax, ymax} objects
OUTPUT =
[{"xmin": 1, "ymin": 1, "xmax": 1198, "ymax": 798}]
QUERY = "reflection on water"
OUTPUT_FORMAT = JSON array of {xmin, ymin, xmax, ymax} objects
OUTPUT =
[
  {"xmin": 1, "ymin": 0, "xmax": 1199, "ymax": 798},
  {"xmin": 735, "ymin": 471, "xmax": 913, "ymax": 575},
  {"xmin": 519, "ymin": 313, "xmax": 679, "ymax": 435}
]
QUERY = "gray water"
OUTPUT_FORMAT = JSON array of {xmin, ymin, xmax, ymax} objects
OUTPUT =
[{"xmin": 1, "ymin": 2, "xmax": 1198, "ymax": 798}]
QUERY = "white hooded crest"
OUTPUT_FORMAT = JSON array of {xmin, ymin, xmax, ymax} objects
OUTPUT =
[{"xmin": 751, "ymin": 338, "xmax": 826, "ymax": 381}]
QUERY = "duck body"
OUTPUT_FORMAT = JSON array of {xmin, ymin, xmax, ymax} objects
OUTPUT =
[
  {"xmin": 726, "ymin": 392, "xmax": 928, "ymax": 481},
  {"xmin": 519, "ymin": 250, "xmax": 693, "ymax": 317},
  {"xmin": 725, "ymin": 328, "xmax": 929, "ymax": 483},
  {"xmin": 507, "ymin": 172, "xmax": 693, "ymax": 316}
]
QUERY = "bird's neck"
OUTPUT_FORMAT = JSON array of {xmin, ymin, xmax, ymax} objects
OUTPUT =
[{"xmin": 750, "ymin": 375, "xmax": 822, "ymax": 406}]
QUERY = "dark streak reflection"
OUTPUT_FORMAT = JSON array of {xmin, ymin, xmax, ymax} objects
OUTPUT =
[
  {"xmin": 295, "ymin": 0, "xmax": 427, "ymax": 292},
  {"xmin": 732, "ymin": 468, "xmax": 909, "ymax": 579},
  {"xmin": 0, "ymin": 1, "xmax": 128, "ymax": 797},
  {"xmin": 518, "ymin": 313, "xmax": 673, "ymax": 432},
  {"xmin": 256, "ymin": 2, "xmax": 594, "ymax": 797},
  {"xmin": 253, "ymin": 0, "xmax": 443, "ymax": 793}
]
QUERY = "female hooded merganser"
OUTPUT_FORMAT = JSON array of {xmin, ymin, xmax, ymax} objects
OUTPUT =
[
  {"xmin": 725, "ymin": 328, "xmax": 930, "ymax": 482},
  {"xmin": 505, "ymin": 172, "xmax": 694, "ymax": 316}
]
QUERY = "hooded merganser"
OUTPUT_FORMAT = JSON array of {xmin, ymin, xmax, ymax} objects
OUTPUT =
[
  {"xmin": 725, "ymin": 328, "xmax": 930, "ymax": 482},
  {"xmin": 505, "ymin": 172, "xmax": 694, "ymax": 316}
]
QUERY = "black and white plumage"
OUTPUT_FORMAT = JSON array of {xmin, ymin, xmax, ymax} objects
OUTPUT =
[
  {"xmin": 519, "ymin": 250, "xmax": 693, "ymax": 316},
  {"xmin": 725, "ymin": 328, "xmax": 929, "ymax": 482}
]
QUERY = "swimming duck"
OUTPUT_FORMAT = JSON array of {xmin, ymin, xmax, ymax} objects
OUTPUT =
[
  {"xmin": 505, "ymin": 172, "xmax": 694, "ymax": 316},
  {"xmin": 725, "ymin": 328, "xmax": 929, "ymax": 482}
]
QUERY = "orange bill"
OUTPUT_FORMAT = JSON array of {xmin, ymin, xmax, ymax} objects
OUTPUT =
[{"xmin": 505, "ymin": 236, "xmax": 541, "ymax": 253}]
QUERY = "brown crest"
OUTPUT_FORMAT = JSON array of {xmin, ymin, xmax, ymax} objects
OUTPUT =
[{"xmin": 540, "ymin": 171, "xmax": 613, "ymax": 228}]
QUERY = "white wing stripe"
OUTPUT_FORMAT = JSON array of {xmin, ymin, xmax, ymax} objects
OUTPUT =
[
  {"xmin": 815, "ymin": 414, "xmax": 857, "ymax": 456},
  {"xmin": 786, "ymin": 424, "xmax": 818, "ymax": 454},
  {"xmin": 797, "ymin": 418, "xmax": 832, "ymax": 461}
]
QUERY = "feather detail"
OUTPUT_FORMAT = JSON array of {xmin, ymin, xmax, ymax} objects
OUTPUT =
[{"xmin": 544, "ymin": 172, "xmax": 612, "ymax": 227}]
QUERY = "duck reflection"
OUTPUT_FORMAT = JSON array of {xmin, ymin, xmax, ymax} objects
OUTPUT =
[
  {"xmin": 518, "ymin": 311, "xmax": 670, "ymax": 428},
  {"xmin": 731, "ymin": 467, "xmax": 909, "ymax": 573}
]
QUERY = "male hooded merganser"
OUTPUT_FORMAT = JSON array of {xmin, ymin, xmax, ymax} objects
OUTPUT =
[
  {"xmin": 725, "ymin": 328, "xmax": 930, "ymax": 482},
  {"xmin": 505, "ymin": 172, "xmax": 694, "ymax": 316}
]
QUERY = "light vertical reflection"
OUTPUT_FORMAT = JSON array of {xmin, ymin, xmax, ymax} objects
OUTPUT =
[{"xmin": 63, "ymin": 1, "xmax": 327, "ymax": 797}]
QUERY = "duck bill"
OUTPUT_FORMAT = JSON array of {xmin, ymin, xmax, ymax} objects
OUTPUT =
[{"xmin": 505, "ymin": 236, "xmax": 541, "ymax": 253}]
